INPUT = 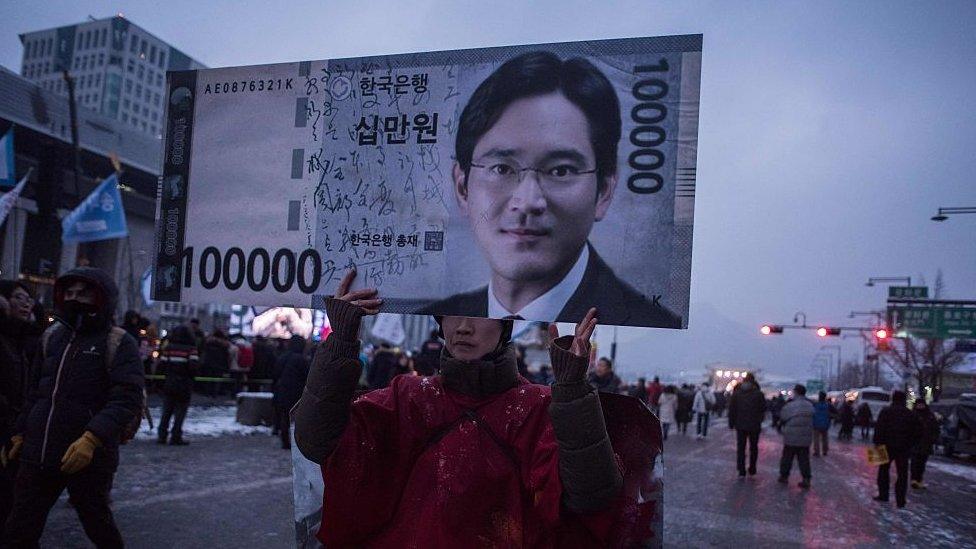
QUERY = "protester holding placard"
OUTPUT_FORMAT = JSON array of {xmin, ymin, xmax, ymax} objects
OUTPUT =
[
  {"xmin": 872, "ymin": 391, "xmax": 921, "ymax": 508},
  {"xmin": 293, "ymin": 269, "xmax": 645, "ymax": 546}
]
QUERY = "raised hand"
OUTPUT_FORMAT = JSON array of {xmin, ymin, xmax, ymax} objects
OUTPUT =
[
  {"xmin": 547, "ymin": 307, "xmax": 598, "ymax": 358},
  {"xmin": 335, "ymin": 268, "xmax": 382, "ymax": 315}
]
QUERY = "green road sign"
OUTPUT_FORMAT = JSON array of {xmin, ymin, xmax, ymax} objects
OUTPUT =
[
  {"xmin": 888, "ymin": 286, "xmax": 929, "ymax": 299},
  {"xmin": 887, "ymin": 302, "xmax": 976, "ymax": 339},
  {"xmin": 806, "ymin": 379, "xmax": 825, "ymax": 394}
]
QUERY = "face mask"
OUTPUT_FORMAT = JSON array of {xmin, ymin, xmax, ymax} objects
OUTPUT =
[{"xmin": 59, "ymin": 300, "xmax": 103, "ymax": 331}]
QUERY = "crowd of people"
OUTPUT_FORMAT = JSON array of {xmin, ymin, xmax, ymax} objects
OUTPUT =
[
  {"xmin": 0, "ymin": 265, "xmax": 955, "ymax": 545},
  {"xmin": 722, "ymin": 376, "xmax": 943, "ymax": 509}
]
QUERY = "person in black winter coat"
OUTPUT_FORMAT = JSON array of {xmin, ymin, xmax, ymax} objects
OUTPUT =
[
  {"xmin": 367, "ymin": 343, "xmax": 399, "ymax": 389},
  {"xmin": 157, "ymin": 326, "xmax": 200, "ymax": 445},
  {"xmin": 273, "ymin": 336, "xmax": 310, "ymax": 449},
  {"xmin": 873, "ymin": 390, "xmax": 921, "ymax": 508},
  {"xmin": 0, "ymin": 281, "xmax": 42, "ymax": 527},
  {"xmin": 201, "ymin": 331, "xmax": 232, "ymax": 397},
  {"xmin": 909, "ymin": 400, "xmax": 940, "ymax": 489},
  {"xmin": 676, "ymin": 385, "xmax": 694, "ymax": 435},
  {"xmin": 728, "ymin": 373, "xmax": 766, "ymax": 477},
  {"xmin": 856, "ymin": 402, "xmax": 873, "ymax": 439},
  {"xmin": 249, "ymin": 336, "xmax": 277, "ymax": 387},
  {"xmin": 414, "ymin": 331, "xmax": 443, "ymax": 376},
  {"xmin": 1, "ymin": 267, "xmax": 144, "ymax": 547},
  {"xmin": 838, "ymin": 400, "xmax": 855, "ymax": 441}
]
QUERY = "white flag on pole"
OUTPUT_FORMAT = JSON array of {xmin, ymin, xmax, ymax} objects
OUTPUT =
[{"xmin": 0, "ymin": 171, "xmax": 30, "ymax": 228}]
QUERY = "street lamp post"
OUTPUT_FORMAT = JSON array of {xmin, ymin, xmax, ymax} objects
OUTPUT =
[
  {"xmin": 820, "ymin": 345, "xmax": 842, "ymax": 389},
  {"xmin": 931, "ymin": 206, "xmax": 976, "ymax": 222}
]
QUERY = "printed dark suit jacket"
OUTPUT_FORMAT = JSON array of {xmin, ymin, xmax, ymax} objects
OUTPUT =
[{"xmin": 416, "ymin": 246, "xmax": 682, "ymax": 328}]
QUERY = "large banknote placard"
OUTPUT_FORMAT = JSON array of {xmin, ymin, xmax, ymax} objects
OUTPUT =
[{"xmin": 153, "ymin": 35, "xmax": 702, "ymax": 328}]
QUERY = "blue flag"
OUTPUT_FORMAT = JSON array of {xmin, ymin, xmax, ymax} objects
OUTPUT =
[
  {"xmin": 0, "ymin": 127, "xmax": 14, "ymax": 188},
  {"xmin": 62, "ymin": 173, "xmax": 129, "ymax": 243}
]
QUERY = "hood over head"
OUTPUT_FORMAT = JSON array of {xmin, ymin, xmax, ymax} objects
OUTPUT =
[{"xmin": 53, "ymin": 267, "xmax": 119, "ymax": 329}]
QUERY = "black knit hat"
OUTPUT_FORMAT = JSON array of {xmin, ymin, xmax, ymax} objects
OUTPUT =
[{"xmin": 434, "ymin": 316, "xmax": 514, "ymax": 347}]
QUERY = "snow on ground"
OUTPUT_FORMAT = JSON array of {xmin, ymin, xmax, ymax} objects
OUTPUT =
[
  {"xmin": 135, "ymin": 405, "xmax": 272, "ymax": 440},
  {"xmin": 927, "ymin": 459, "xmax": 976, "ymax": 485}
]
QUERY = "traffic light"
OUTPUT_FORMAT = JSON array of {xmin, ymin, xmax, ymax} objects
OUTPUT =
[
  {"xmin": 760, "ymin": 324, "xmax": 784, "ymax": 335},
  {"xmin": 875, "ymin": 328, "xmax": 890, "ymax": 351},
  {"xmin": 816, "ymin": 327, "xmax": 841, "ymax": 337}
]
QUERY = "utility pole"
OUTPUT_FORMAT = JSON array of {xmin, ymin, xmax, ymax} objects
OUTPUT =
[
  {"xmin": 610, "ymin": 325, "xmax": 618, "ymax": 362},
  {"xmin": 62, "ymin": 70, "xmax": 82, "ymax": 197}
]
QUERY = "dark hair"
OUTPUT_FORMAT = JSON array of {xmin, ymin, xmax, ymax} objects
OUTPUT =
[
  {"xmin": 794, "ymin": 384, "xmax": 807, "ymax": 396},
  {"xmin": 456, "ymin": 51, "xmax": 621, "ymax": 193},
  {"xmin": 653, "ymin": 376, "xmax": 660, "ymax": 383},
  {"xmin": 891, "ymin": 390, "xmax": 906, "ymax": 404},
  {"xmin": 818, "ymin": 391, "xmax": 827, "ymax": 402},
  {"xmin": 168, "ymin": 325, "xmax": 196, "ymax": 346},
  {"xmin": 664, "ymin": 385, "xmax": 676, "ymax": 394},
  {"xmin": 598, "ymin": 357, "xmax": 613, "ymax": 369},
  {"xmin": 123, "ymin": 310, "xmax": 140, "ymax": 325},
  {"xmin": 288, "ymin": 335, "xmax": 306, "ymax": 353},
  {"xmin": 0, "ymin": 280, "xmax": 32, "ymax": 300},
  {"xmin": 190, "ymin": 318, "xmax": 200, "ymax": 325}
]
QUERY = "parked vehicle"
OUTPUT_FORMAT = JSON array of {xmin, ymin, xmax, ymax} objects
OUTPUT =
[
  {"xmin": 846, "ymin": 387, "xmax": 890, "ymax": 424},
  {"xmin": 930, "ymin": 394, "xmax": 976, "ymax": 457}
]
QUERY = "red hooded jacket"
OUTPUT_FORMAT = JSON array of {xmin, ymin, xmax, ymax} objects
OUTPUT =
[{"xmin": 318, "ymin": 372, "xmax": 648, "ymax": 547}]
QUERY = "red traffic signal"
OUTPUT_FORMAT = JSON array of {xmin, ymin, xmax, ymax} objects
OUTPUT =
[
  {"xmin": 875, "ymin": 328, "xmax": 888, "ymax": 339},
  {"xmin": 816, "ymin": 327, "xmax": 841, "ymax": 337},
  {"xmin": 760, "ymin": 324, "xmax": 784, "ymax": 335}
]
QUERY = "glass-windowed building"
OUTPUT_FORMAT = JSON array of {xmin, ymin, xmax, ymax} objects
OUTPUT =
[{"xmin": 18, "ymin": 15, "xmax": 206, "ymax": 138}]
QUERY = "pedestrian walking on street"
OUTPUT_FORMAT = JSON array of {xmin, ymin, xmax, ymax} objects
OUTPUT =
[
  {"xmin": 658, "ymin": 386, "xmax": 678, "ymax": 441},
  {"xmin": 838, "ymin": 399, "xmax": 855, "ymax": 441},
  {"xmin": 812, "ymin": 391, "xmax": 834, "ymax": 457},
  {"xmin": 273, "ymin": 336, "xmax": 310, "ymax": 450},
  {"xmin": 156, "ymin": 326, "xmax": 199, "ymax": 446},
  {"xmin": 728, "ymin": 373, "xmax": 765, "ymax": 477},
  {"xmin": 770, "ymin": 393, "xmax": 785, "ymax": 431},
  {"xmin": 293, "ymin": 269, "xmax": 632, "ymax": 546},
  {"xmin": 1, "ymin": 268, "xmax": 144, "ymax": 548},
  {"xmin": 856, "ymin": 402, "xmax": 873, "ymax": 440},
  {"xmin": 910, "ymin": 400, "xmax": 940, "ymax": 490},
  {"xmin": 647, "ymin": 376, "xmax": 663, "ymax": 413},
  {"xmin": 873, "ymin": 390, "xmax": 921, "ymax": 508},
  {"xmin": 0, "ymin": 281, "xmax": 42, "ymax": 527},
  {"xmin": 587, "ymin": 357, "xmax": 622, "ymax": 394},
  {"xmin": 630, "ymin": 377, "xmax": 648, "ymax": 406},
  {"xmin": 676, "ymin": 384, "xmax": 694, "ymax": 435},
  {"xmin": 778, "ymin": 384, "xmax": 814, "ymax": 488},
  {"xmin": 693, "ymin": 382, "xmax": 715, "ymax": 439}
]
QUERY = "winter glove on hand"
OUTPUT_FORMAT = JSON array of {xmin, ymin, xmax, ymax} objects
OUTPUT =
[
  {"xmin": 547, "ymin": 309, "xmax": 598, "ymax": 403},
  {"xmin": 1, "ymin": 434, "xmax": 23, "ymax": 468},
  {"xmin": 327, "ymin": 268, "xmax": 381, "ymax": 342},
  {"xmin": 60, "ymin": 431, "xmax": 101, "ymax": 474}
]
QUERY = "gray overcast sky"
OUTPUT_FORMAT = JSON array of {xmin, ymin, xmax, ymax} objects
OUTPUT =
[{"xmin": 2, "ymin": 1, "xmax": 974, "ymax": 382}]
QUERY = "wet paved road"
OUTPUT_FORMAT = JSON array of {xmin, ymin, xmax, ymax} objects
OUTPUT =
[
  {"xmin": 662, "ymin": 418, "xmax": 976, "ymax": 547},
  {"xmin": 35, "ymin": 412, "xmax": 976, "ymax": 547},
  {"xmin": 39, "ymin": 433, "xmax": 294, "ymax": 548}
]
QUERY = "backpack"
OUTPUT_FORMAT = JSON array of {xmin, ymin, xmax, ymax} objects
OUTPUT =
[{"xmin": 42, "ymin": 324, "xmax": 149, "ymax": 444}]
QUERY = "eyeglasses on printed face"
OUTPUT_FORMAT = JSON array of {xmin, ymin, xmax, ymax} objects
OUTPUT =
[{"xmin": 468, "ymin": 161, "xmax": 597, "ymax": 192}]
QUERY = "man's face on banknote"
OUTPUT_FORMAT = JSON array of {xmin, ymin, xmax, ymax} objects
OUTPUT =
[{"xmin": 453, "ymin": 92, "xmax": 616, "ymax": 284}]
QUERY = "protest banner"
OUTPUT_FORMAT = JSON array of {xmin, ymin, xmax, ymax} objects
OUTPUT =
[{"xmin": 153, "ymin": 35, "xmax": 702, "ymax": 328}]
